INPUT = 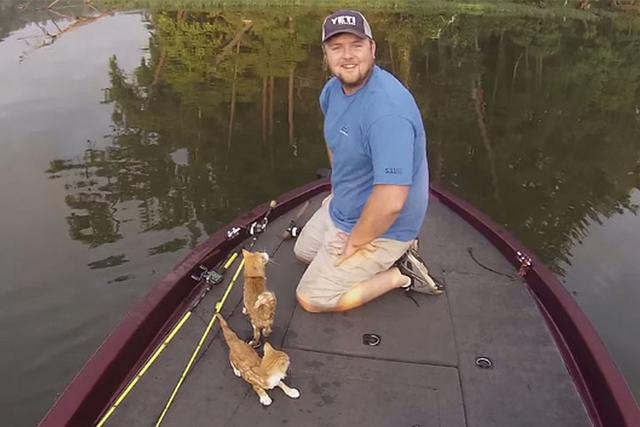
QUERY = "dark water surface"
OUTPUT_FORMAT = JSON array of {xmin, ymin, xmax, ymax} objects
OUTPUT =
[{"xmin": 1, "ymin": 3, "xmax": 639, "ymax": 425}]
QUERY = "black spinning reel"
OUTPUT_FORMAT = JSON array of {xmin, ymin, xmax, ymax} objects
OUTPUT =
[{"xmin": 282, "ymin": 222, "xmax": 303, "ymax": 240}]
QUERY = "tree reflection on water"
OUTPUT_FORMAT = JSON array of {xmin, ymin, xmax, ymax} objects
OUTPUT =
[{"xmin": 46, "ymin": 8, "xmax": 640, "ymax": 271}]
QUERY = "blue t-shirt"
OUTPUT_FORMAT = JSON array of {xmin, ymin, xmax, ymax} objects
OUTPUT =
[{"xmin": 320, "ymin": 65, "xmax": 429, "ymax": 242}]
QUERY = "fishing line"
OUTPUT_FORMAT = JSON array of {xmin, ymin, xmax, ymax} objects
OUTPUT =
[{"xmin": 467, "ymin": 247, "xmax": 516, "ymax": 279}]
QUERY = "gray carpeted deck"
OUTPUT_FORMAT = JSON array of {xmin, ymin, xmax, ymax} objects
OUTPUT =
[{"xmin": 109, "ymin": 192, "xmax": 592, "ymax": 427}]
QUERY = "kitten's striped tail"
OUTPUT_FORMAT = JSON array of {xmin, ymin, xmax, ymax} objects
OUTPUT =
[
  {"xmin": 215, "ymin": 313, "xmax": 239, "ymax": 344},
  {"xmin": 214, "ymin": 312, "xmax": 225, "ymax": 325}
]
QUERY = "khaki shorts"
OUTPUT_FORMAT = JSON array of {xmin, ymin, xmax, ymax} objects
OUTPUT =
[{"xmin": 294, "ymin": 197, "xmax": 412, "ymax": 309}]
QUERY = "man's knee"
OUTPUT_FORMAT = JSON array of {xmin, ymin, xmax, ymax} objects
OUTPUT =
[
  {"xmin": 293, "ymin": 240, "xmax": 314, "ymax": 264},
  {"xmin": 296, "ymin": 293, "xmax": 323, "ymax": 312},
  {"xmin": 296, "ymin": 291, "xmax": 336, "ymax": 313}
]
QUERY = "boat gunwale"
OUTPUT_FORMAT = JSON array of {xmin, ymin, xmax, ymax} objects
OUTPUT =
[{"xmin": 39, "ymin": 180, "xmax": 638, "ymax": 427}]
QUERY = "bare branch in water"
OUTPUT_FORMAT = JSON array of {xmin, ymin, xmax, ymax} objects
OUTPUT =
[
  {"xmin": 47, "ymin": 0, "xmax": 63, "ymax": 9},
  {"xmin": 215, "ymin": 20, "xmax": 253, "ymax": 65}
]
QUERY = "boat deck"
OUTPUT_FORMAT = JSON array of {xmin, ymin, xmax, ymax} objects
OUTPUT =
[{"xmin": 108, "ymin": 192, "xmax": 592, "ymax": 426}]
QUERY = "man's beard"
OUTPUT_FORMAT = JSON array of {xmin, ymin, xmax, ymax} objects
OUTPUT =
[{"xmin": 334, "ymin": 62, "xmax": 374, "ymax": 90}]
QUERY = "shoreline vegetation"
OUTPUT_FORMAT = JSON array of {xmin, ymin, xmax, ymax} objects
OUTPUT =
[
  {"xmin": 96, "ymin": 0, "xmax": 639, "ymax": 16},
  {"xmin": 4, "ymin": 0, "xmax": 637, "ymax": 49}
]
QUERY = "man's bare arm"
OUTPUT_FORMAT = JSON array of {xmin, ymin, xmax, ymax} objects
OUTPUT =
[{"xmin": 347, "ymin": 184, "xmax": 409, "ymax": 249}]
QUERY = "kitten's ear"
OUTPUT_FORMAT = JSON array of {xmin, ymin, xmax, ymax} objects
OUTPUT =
[
  {"xmin": 263, "ymin": 342, "xmax": 273, "ymax": 353},
  {"xmin": 242, "ymin": 249, "xmax": 249, "ymax": 257}
]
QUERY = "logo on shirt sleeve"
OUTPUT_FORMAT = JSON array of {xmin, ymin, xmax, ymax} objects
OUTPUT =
[{"xmin": 385, "ymin": 167, "xmax": 403, "ymax": 175}]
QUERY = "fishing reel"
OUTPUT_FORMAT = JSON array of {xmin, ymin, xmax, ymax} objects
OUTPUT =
[
  {"xmin": 248, "ymin": 217, "xmax": 269, "ymax": 236},
  {"xmin": 225, "ymin": 218, "xmax": 268, "ymax": 239},
  {"xmin": 282, "ymin": 223, "xmax": 302, "ymax": 240},
  {"xmin": 248, "ymin": 200, "xmax": 277, "ymax": 236},
  {"xmin": 191, "ymin": 265, "xmax": 224, "ymax": 285}
]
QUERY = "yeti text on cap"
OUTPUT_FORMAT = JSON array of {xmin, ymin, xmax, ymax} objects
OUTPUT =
[{"xmin": 332, "ymin": 15, "xmax": 356, "ymax": 25}]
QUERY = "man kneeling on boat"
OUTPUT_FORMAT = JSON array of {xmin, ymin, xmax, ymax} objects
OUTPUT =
[{"xmin": 294, "ymin": 10, "xmax": 442, "ymax": 313}]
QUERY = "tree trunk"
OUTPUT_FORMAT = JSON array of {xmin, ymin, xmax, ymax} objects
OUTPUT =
[
  {"xmin": 262, "ymin": 76, "xmax": 268, "ymax": 145},
  {"xmin": 388, "ymin": 40, "xmax": 396, "ymax": 74},
  {"xmin": 288, "ymin": 66, "xmax": 296, "ymax": 156},
  {"xmin": 269, "ymin": 76, "xmax": 275, "ymax": 137},
  {"xmin": 471, "ymin": 79, "xmax": 502, "ymax": 207},
  {"xmin": 225, "ymin": 43, "xmax": 239, "ymax": 171},
  {"xmin": 398, "ymin": 45, "xmax": 412, "ymax": 88},
  {"xmin": 492, "ymin": 29, "xmax": 505, "ymax": 107}
]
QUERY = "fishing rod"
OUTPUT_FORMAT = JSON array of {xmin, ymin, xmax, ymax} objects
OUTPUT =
[
  {"xmin": 96, "ymin": 200, "xmax": 276, "ymax": 426},
  {"xmin": 281, "ymin": 200, "xmax": 310, "ymax": 241},
  {"xmin": 154, "ymin": 200, "xmax": 277, "ymax": 427},
  {"xmin": 95, "ymin": 252, "xmax": 239, "ymax": 427},
  {"xmin": 268, "ymin": 199, "xmax": 310, "ymax": 257}
]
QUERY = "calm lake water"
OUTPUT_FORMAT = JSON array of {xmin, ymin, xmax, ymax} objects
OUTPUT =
[{"xmin": 1, "ymin": 3, "xmax": 639, "ymax": 425}]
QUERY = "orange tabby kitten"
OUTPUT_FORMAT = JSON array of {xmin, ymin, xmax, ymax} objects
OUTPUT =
[
  {"xmin": 242, "ymin": 249, "xmax": 277, "ymax": 347},
  {"xmin": 216, "ymin": 314, "xmax": 300, "ymax": 406}
]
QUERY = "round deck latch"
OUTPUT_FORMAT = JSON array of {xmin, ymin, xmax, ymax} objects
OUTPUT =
[
  {"xmin": 475, "ymin": 356, "xmax": 493, "ymax": 369},
  {"xmin": 362, "ymin": 333, "xmax": 381, "ymax": 346}
]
